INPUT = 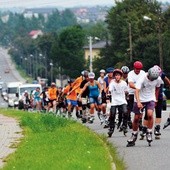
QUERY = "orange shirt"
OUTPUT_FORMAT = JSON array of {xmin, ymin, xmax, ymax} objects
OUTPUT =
[
  {"xmin": 71, "ymin": 76, "xmax": 83, "ymax": 94},
  {"xmin": 63, "ymin": 85, "xmax": 77, "ymax": 101},
  {"xmin": 48, "ymin": 87, "xmax": 57, "ymax": 100}
]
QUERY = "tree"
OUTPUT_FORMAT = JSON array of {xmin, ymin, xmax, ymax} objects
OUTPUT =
[
  {"xmin": 104, "ymin": 0, "xmax": 162, "ymax": 70},
  {"xmin": 56, "ymin": 25, "xmax": 86, "ymax": 78}
]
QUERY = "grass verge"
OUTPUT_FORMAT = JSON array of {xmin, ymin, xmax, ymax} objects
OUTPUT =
[{"xmin": 1, "ymin": 109, "xmax": 125, "ymax": 170}]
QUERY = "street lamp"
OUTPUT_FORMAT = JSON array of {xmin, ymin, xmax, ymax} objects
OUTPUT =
[
  {"xmin": 88, "ymin": 36, "xmax": 100, "ymax": 72},
  {"xmin": 49, "ymin": 61, "xmax": 53, "ymax": 82},
  {"xmin": 143, "ymin": 15, "xmax": 163, "ymax": 69}
]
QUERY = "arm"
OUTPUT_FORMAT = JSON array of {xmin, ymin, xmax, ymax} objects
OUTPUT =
[
  {"xmin": 135, "ymin": 88, "xmax": 143, "ymax": 109},
  {"xmin": 155, "ymin": 87, "xmax": 160, "ymax": 102},
  {"xmin": 164, "ymin": 76, "xmax": 170, "ymax": 87},
  {"xmin": 129, "ymin": 82, "xmax": 136, "ymax": 89},
  {"xmin": 78, "ymin": 83, "xmax": 88, "ymax": 97}
]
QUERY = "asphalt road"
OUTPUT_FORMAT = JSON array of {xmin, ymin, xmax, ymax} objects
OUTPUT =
[
  {"xmin": 0, "ymin": 47, "xmax": 25, "ymax": 108},
  {"xmin": 85, "ymin": 107, "xmax": 170, "ymax": 170},
  {"xmin": 1, "ymin": 47, "xmax": 170, "ymax": 170}
]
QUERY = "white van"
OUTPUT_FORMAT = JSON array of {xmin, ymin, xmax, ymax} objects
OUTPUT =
[
  {"xmin": 7, "ymin": 82, "xmax": 23, "ymax": 107},
  {"xmin": 18, "ymin": 83, "xmax": 42, "ymax": 100}
]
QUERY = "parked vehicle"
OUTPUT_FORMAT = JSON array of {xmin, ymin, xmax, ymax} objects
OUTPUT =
[{"xmin": 7, "ymin": 82, "xmax": 23, "ymax": 107}]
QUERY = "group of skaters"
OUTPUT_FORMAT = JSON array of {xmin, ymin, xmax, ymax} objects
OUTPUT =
[{"xmin": 20, "ymin": 60, "xmax": 170, "ymax": 147}]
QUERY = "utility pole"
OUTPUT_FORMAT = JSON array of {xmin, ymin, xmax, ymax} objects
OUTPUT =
[{"xmin": 89, "ymin": 36, "xmax": 93, "ymax": 72}]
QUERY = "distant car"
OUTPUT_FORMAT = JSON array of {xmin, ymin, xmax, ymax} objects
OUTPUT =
[{"xmin": 4, "ymin": 68, "xmax": 10, "ymax": 73}]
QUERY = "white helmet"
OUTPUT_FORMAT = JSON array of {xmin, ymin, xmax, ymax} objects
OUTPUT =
[
  {"xmin": 153, "ymin": 65, "xmax": 162, "ymax": 76},
  {"xmin": 148, "ymin": 67, "xmax": 160, "ymax": 81},
  {"xmin": 121, "ymin": 66, "xmax": 130, "ymax": 74},
  {"xmin": 88, "ymin": 72, "xmax": 95, "ymax": 79},
  {"xmin": 100, "ymin": 69, "xmax": 106, "ymax": 74}
]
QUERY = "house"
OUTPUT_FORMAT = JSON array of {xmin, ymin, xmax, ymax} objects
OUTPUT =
[
  {"xmin": 29, "ymin": 30, "xmax": 43, "ymax": 39},
  {"xmin": 83, "ymin": 41, "xmax": 110, "ymax": 61}
]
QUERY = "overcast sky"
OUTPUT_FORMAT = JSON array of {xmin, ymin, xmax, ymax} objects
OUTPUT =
[{"xmin": 0, "ymin": 0, "xmax": 169, "ymax": 8}]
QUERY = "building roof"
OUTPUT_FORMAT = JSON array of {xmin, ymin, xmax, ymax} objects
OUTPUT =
[
  {"xmin": 24, "ymin": 8, "xmax": 57, "ymax": 14},
  {"xmin": 29, "ymin": 30, "xmax": 42, "ymax": 36},
  {"xmin": 83, "ymin": 41, "xmax": 111, "ymax": 49}
]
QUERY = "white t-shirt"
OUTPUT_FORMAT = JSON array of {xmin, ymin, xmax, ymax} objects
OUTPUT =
[
  {"xmin": 109, "ymin": 79, "xmax": 128, "ymax": 106},
  {"xmin": 128, "ymin": 70, "xmax": 146, "ymax": 94},
  {"xmin": 135, "ymin": 74, "xmax": 163, "ymax": 102},
  {"xmin": 97, "ymin": 77, "xmax": 105, "ymax": 90}
]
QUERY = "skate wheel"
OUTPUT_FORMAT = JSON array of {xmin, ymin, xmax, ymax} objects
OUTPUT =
[
  {"xmin": 126, "ymin": 143, "xmax": 135, "ymax": 147},
  {"xmin": 148, "ymin": 143, "xmax": 151, "ymax": 146},
  {"xmin": 155, "ymin": 136, "xmax": 160, "ymax": 140},
  {"xmin": 139, "ymin": 136, "xmax": 144, "ymax": 140}
]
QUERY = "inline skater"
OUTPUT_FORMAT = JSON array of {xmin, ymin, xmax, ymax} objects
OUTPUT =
[
  {"xmin": 78, "ymin": 72, "xmax": 102, "ymax": 123},
  {"xmin": 127, "ymin": 61, "xmax": 145, "ymax": 131},
  {"xmin": 108, "ymin": 69, "xmax": 128, "ymax": 137},
  {"xmin": 62, "ymin": 79, "xmax": 78, "ymax": 118},
  {"xmin": 97, "ymin": 69, "xmax": 107, "ymax": 124},
  {"xmin": 127, "ymin": 67, "xmax": 162, "ymax": 147},
  {"xmin": 104, "ymin": 67, "xmax": 114, "ymax": 128},
  {"xmin": 69, "ymin": 70, "xmax": 89, "ymax": 118},
  {"xmin": 47, "ymin": 82, "xmax": 58, "ymax": 113},
  {"xmin": 79, "ymin": 74, "xmax": 89, "ymax": 123},
  {"xmin": 118, "ymin": 66, "xmax": 130, "ymax": 131}
]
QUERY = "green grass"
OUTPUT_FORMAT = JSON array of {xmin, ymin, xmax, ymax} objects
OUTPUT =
[{"xmin": 1, "ymin": 109, "xmax": 125, "ymax": 170}]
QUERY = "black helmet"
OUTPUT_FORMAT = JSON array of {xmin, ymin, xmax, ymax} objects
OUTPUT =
[
  {"xmin": 68, "ymin": 79, "xmax": 73, "ymax": 83},
  {"xmin": 81, "ymin": 70, "xmax": 89, "ymax": 77}
]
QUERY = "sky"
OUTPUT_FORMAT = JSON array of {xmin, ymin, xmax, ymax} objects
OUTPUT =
[{"xmin": 0, "ymin": 0, "xmax": 169, "ymax": 8}]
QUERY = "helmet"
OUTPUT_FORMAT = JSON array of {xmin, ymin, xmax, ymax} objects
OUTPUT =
[
  {"xmin": 100, "ymin": 69, "xmax": 106, "ymax": 74},
  {"xmin": 113, "ymin": 69, "xmax": 123, "ymax": 77},
  {"xmin": 51, "ymin": 82, "xmax": 56, "ymax": 86},
  {"xmin": 121, "ymin": 66, "xmax": 130, "ymax": 74},
  {"xmin": 68, "ymin": 79, "xmax": 73, "ymax": 83},
  {"xmin": 106, "ymin": 67, "xmax": 114, "ymax": 73},
  {"xmin": 148, "ymin": 67, "xmax": 160, "ymax": 81},
  {"xmin": 88, "ymin": 72, "xmax": 95, "ymax": 79},
  {"xmin": 133, "ymin": 61, "xmax": 143, "ymax": 69},
  {"xmin": 81, "ymin": 70, "xmax": 88, "ymax": 77},
  {"xmin": 153, "ymin": 65, "xmax": 162, "ymax": 76}
]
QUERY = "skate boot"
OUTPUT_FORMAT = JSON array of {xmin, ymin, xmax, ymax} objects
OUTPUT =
[
  {"xmin": 139, "ymin": 126, "xmax": 147, "ymax": 140},
  {"xmin": 122, "ymin": 125, "xmax": 128, "ymax": 136},
  {"xmin": 88, "ymin": 116, "xmax": 95, "ymax": 124},
  {"xmin": 68, "ymin": 112, "xmax": 72, "ymax": 118},
  {"xmin": 103, "ymin": 116, "xmax": 109, "ymax": 128},
  {"xmin": 146, "ymin": 130, "xmax": 153, "ymax": 146},
  {"xmin": 126, "ymin": 132, "xmax": 138, "ymax": 147},
  {"xmin": 139, "ymin": 118, "xmax": 143, "ymax": 131},
  {"xmin": 163, "ymin": 118, "xmax": 170, "ymax": 129},
  {"xmin": 154, "ymin": 125, "xmax": 161, "ymax": 139},
  {"xmin": 76, "ymin": 111, "xmax": 81, "ymax": 119},
  {"xmin": 127, "ymin": 121, "xmax": 133, "ymax": 129},
  {"xmin": 119, "ymin": 125, "xmax": 123, "ymax": 132},
  {"xmin": 108, "ymin": 127, "xmax": 114, "ymax": 137},
  {"xmin": 81, "ymin": 114, "xmax": 87, "ymax": 123}
]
